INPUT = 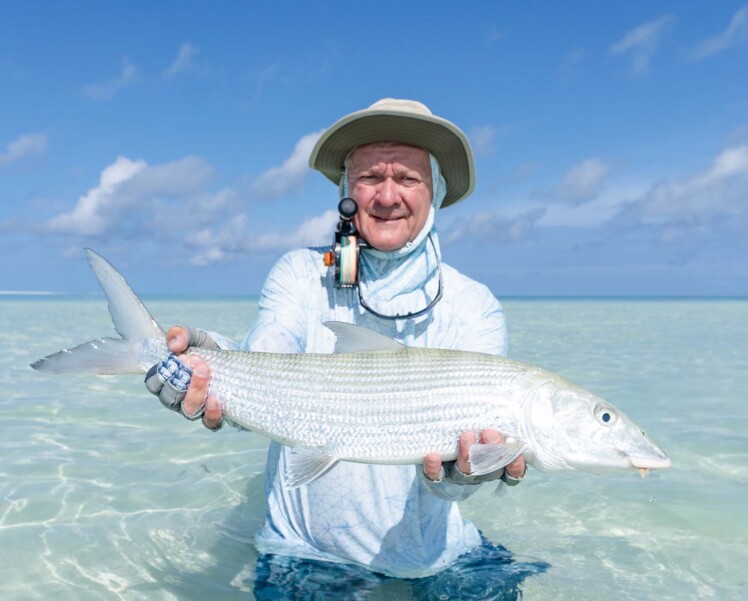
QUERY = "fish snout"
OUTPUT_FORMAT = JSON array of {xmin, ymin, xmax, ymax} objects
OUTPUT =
[{"xmin": 629, "ymin": 454, "xmax": 671, "ymax": 470}]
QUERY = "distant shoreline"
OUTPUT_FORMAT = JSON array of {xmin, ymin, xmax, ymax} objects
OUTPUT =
[
  {"xmin": 0, "ymin": 291, "xmax": 57, "ymax": 296},
  {"xmin": 1, "ymin": 293, "xmax": 746, "ymax": 302}
]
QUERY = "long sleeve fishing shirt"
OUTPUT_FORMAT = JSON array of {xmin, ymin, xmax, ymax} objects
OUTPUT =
[{"xmin": 240, "ymin": 247, "xmax": 508, "ymax": 578}]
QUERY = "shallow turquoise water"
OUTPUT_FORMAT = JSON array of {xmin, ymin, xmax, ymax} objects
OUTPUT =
[{"xmin": 1, "ymin": 297, "xmax": 746, "ymax": 599}]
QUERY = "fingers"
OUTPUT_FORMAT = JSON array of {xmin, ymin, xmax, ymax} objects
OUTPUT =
[
  {"xmin": 505, "ymin": 454, "xmax": 526, "ymax": 480},
  {"xmin": 181, "ymin": 355, "xmax": 210, "ymax": 418},
  {"xmin": 457, "ymin": 430, "xmax": 502, "ymax": 474},
  {"xmin": 457, "ymin": 429, "xmax": 520, "ymax": 477},
  {"xmin": 167, "ymin": 326, "xmax": 190, "ymax": 354},
  {"xmin": 423, "ymin": 452, "xmax": 442, "ymax": 481},
  {"xmin": 478, "ymin": 427, "xmax": 526, "ymax": 479},
  {"xmin": 480, "ymin": 428, "xmax": 502, "ymax": 445},
  {"xmin": 456, "ymin": 431, "xmax": 479, "ymax": 474},
  {"xmin": 202, "ymin": 396, "xmax": 223, "ymax": 431}
]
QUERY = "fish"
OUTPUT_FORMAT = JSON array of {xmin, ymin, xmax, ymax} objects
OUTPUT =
[{"xmin": 32, "ymin": 249, "xmax": 671, "ymax": 488}]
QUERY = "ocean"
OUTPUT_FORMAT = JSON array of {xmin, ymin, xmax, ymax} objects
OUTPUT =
[{"xmin": 1, "ymin": 296, "xmax": 746, "ymax": 600}]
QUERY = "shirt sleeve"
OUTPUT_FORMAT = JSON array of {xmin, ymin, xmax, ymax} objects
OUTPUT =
[{"xmin": 241, "ymin": 251, "xmax": 311, "ymax": 354}]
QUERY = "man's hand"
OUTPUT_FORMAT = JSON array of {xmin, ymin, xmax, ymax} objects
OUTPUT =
[
  {"xmin": 423, "ymin": 429, "xmax": 526, "ymax": 483},
  {"xmin": 145, "ymin": 326, "xmax": 223, "ymax": 430}
]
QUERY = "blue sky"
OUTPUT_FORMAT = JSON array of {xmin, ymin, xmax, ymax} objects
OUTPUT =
[{"xmin": 1, "ymin": 2, "xmax": 747, "ymax": 296}]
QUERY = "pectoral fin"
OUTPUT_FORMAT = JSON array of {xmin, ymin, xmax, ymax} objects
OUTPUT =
[
  {"xmin": 284, "ymin": 448, "xmax": 339, "ymax": 488},
  {"xmin": 468, "ymin": 440, "xmax": 527, "ymax": 476},
  {"xmin": 323, "ymin": 322, "xmax": 406, "ymax": 353}
]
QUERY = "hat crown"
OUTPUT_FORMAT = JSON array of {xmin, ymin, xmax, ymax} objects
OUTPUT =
[
  {"xmin": 367, "ymin": 98, "xmax": 433, "ymax": 117},
  {"xmin": 310, "ymin": 98, "xmax": 476, "ymax": 208}
]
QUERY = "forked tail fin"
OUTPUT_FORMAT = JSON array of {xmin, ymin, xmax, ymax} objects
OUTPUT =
[{"xmin": 30, "ymin": 249, "xmax": 166, "ymax": 375}]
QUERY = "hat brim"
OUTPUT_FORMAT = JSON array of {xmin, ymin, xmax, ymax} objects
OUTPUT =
[{"xmin": 309, "ymin": 109, "xmax": 475, "ymax": 208}]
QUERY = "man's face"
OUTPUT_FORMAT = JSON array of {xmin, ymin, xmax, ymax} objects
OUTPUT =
[{"xmin": 348, "ymin": 143, "xmax": 433, "ymax": 252}]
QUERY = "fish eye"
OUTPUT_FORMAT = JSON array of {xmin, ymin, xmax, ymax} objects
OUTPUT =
[{"xmin": 594, "ymin": 404, "xmax": 617, "ymax": 426}]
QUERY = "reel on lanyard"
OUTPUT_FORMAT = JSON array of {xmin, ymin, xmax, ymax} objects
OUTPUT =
[
  {"xmin": 323, "ymin": 197, "xmax": 444, "ymax": 318},
  {"xmin": 323, "ymin": 198, "xmax": 368, "ymax": 288}
]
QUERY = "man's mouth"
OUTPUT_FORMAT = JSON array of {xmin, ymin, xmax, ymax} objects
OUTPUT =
[{"xmin": 370, "ymin": 214, "xmax": 404, "ymax": 222}]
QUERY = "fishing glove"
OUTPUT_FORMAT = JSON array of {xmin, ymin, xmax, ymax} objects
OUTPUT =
[
  {"xmin": 442, "ymin": 461, "xmax": 513, "ymax": 485},
  {"xmin": 144, "ymin": 326, "xmax": 221, "ymax": 427}
]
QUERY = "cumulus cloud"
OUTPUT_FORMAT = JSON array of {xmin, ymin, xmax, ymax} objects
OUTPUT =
[
  {"xmin": 164, "ymin": 42, "xmax": 202, "ymax": 78},
  {"xmin": 470, "ymin": 125, "xmax": 497, "ymax": 156},
  {"xmin": 554, "ymin": 158, "xmax": 609, "ymax": 205},
  {"xmin": 82, "ymin": 59, "xmax": 139, "ymax": 100},
  {"xmin": 44, "ymin": 155, "xmax": 214, "ymax": 236},
  {"xmin": 691, "ymin": 6, "xmax": 748, "ymax": 60},
  {"xmin": 617, "ymin": 145, "xmax": 748, "ymax": 226},
  {"xmin": 610, "ymin": 15, "xmax": 675, "ymax": 76},
  {"xmin": 532, "ymin": 158, "xmax": 609, "ymax": 206},
  {"xmin": 251, "ymin": 130, "xmax": 323, "ymax": 199},
  {"xmin": 0, "ymin": 133, "xmax": 48, "ymax": 168},
  {"xmin": 187, "ymin": 209, "xmax": 338, "ymax": 265},
  {"xmin": 39, "ymin": 133, "xmax": 332, "ymax": 266},
  {"xmin": 445, "ymin": 208, "xmax": 546, "ymax": 245}
]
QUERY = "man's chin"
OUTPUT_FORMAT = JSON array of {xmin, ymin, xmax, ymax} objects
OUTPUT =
[
  {"xmin": 360, "ymin": 226, "xmax": 412, "ymax": 253},
  {"xmin": 366, "ymin": 236, "xmax": 409, "ymax": 253}
]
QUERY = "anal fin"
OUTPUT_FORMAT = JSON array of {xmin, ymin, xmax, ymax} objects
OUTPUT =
[{"xmin": 284, "ymin": 448, "xmax": 339, "ymax": 488}]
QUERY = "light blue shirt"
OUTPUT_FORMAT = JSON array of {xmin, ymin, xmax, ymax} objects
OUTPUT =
[{"xmin": 240, "ymin": 247, "xmax": 508, "ymax": 578}]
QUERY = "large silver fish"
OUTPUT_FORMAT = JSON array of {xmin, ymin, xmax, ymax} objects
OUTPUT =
[{"xmin": 32, "ymin": 249, "xmax": 671, "ymax": 487}]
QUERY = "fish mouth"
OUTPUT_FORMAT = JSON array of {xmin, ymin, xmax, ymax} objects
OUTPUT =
[{"xmin": 629, "ymin": 455, "xmax": 671, "ymax": 470}]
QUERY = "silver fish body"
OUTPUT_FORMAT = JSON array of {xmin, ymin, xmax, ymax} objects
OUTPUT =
[{"xmin": 32, "ymin": 250, "xmax": 671, "ymax": 486}]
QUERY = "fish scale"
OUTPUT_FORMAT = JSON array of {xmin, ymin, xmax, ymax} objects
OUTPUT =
[{"xmin": 185, "ymin": 347, "xmax": 528, "ymax": 464}]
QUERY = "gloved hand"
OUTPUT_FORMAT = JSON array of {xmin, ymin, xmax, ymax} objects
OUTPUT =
[
  {"xmin": 144, "ymin": 326, "xmax": 223, "ymax": 431},
  {"xmin": 423, "ymin": 429, "xmax": 527, "ymax": 486}
]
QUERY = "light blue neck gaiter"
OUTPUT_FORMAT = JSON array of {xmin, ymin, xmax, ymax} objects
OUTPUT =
[{"xmin": 340, "ymin": 154, "xmax": 447, "ymax": 319}]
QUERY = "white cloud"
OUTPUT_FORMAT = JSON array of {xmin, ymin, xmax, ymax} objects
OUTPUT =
[
  {"xmin": 38, "ymin": 134, "xmax": 333, "ymax": 266},
  {"xmin": 691, "ymin": 6, "xmax": 748, "ymax": 60},
  {"xmin": 555, "ymin": 158, "xmax": 609, "ymax": 205},
  {"xmin": 44, "ymin": 155, "xmax": 214, "ymax": 236},
  {"xmin": 164, "ymin": 43, "xmax": 201, "ymax": 78},
  {"xmin": 445, "ymin": 208, "xmax": 546, "ymax": 245},
  {"xmin": 82, "ymin": 59, "xmax": 139, "ymax": 100},
  {"xmin": 187, "ymin": 209, "xmax": 338, "ymax": 265},
  {"xmin": 251, "ymin": 130, "xmax": 323, "ymax": 199},
  {"xmin": 618, "ymin": 145, "xmax": 748, "ymax": 226},
  {"xmin": 610, "ymin": 15, "xmax": 675, "ymax": 76},
  {"xmin": 532, "ymin": 158, "xmax": 609, "ymax": 206},
  {"xmin": 0, "ymin": 133, "xmax": 48, "ymax": 168},
  {"xmin": 470, "ymin": 125, "xmax": 497, "ymax": 156},
  {"xmin": 243, "ymin": 209, "xmax": 337, "ymax": 253}
]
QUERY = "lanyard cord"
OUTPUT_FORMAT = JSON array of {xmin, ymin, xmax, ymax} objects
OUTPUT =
[{"xmin": 357, "ymin": 234, "xmax": 443, "ymax": 320}]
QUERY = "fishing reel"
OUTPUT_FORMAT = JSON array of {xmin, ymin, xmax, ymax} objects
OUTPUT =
[{"xmin": 323, "ymin": 197, "xmax": 368, "ymax": 288}]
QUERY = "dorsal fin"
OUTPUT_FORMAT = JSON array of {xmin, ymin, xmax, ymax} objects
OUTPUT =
[{"xmin": 323, "ymin": 321, "xmax": 406, "ymax": 354}]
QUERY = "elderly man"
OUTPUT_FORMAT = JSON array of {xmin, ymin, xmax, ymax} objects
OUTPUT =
[{"xmin": 149, "ymin": 99, "xmax": 528, "ymax": 582}]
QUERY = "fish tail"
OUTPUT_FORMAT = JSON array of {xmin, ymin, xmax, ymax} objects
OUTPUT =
[{"xmin": 30, "ymin": 249, "xmax": 165, "ymax": 375}]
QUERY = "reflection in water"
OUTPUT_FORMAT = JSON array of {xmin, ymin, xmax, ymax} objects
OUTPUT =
[{"xmin": 253, "ymin": 535, "xmax": 549, "ymax": 600}]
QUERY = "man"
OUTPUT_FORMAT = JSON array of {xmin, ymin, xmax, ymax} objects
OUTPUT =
[{"xmin": 148, "ymin": 99, "xmax": 528, "ymax": 581}]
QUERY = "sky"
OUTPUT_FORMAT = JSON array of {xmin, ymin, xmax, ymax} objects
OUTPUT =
[{"xmin": 1, "ymin": 1, "xmax": 747, "ymax": 297}]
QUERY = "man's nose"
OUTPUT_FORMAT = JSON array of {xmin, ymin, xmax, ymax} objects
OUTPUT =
[{"xmin": 376, "ymin": 177, "xmax": 400, "ymax": 206}]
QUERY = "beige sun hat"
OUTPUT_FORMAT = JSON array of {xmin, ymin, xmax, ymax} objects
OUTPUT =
[{"xmin": 309, "ymin": 98, "xmax": 475, "ymax": 208}]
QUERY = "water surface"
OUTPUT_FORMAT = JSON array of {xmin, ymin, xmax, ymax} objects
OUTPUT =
[{"xmin": 1, "ymin": 297, "xmax": 746, "ymax": 599}]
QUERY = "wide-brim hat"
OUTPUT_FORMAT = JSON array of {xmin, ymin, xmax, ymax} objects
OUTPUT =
[{"xmin": 309, "ymin": 98, "xmax": 475, "ymax": 208}]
